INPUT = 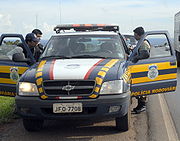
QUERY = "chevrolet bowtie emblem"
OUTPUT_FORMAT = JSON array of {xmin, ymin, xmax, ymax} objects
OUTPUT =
[{"xmin": 62, "ymin": 85, "xmax": 75, "ymax": 91}]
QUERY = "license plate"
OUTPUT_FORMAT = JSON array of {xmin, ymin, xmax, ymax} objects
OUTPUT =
[{"xmin": 53, "ymin": 103, "xmax": 83, "ymax": 113}]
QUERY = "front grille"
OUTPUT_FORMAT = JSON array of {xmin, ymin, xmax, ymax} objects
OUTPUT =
[{"xmin": 43, "ymin": 80, "xmax": 95, "ymax": 96}]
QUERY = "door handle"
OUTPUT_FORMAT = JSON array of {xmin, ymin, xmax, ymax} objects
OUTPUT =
[{"xmin": 170, "ymin": 61, "xmax": 176, "ymax": 66}]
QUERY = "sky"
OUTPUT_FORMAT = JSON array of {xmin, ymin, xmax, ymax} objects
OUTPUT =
[{"xmin": 0, "ymin": 0, "xmax": 179, "ymax": 39}]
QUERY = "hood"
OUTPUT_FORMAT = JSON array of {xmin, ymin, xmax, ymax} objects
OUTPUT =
[
  {"xmin": 28, "ymin": 58, "xmax": 125, "ymax": 100},
  {"xmin": 37, "ymin": 58, "xmax": 123, "ymax": 81}
]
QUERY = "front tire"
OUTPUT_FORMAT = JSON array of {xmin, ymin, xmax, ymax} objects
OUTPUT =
[
  {"xmin": 23, "ymin": 119, "xmax": 44, "ymax": 132},
  {"xmin": 115, "ymin": 109, "xmax": 130, "ymax": 132}
]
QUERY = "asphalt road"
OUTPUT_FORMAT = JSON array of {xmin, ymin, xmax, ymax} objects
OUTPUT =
[
  {"xmin": 0, "ymin": 99, "xmax": 148, "ymax": 141},
  {"xmin": 165, "ymin": 68, "xmax": 180, "ymax": 139}
]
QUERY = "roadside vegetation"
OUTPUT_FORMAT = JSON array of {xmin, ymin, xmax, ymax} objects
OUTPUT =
[{"xmin": 0, "ymin": 96, "xmax": 16, "ymax": 124}]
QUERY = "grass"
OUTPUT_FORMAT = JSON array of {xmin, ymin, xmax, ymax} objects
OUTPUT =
[{"xmin": 0, "ymin": 96, "xmax": 16, "ymax": 124}]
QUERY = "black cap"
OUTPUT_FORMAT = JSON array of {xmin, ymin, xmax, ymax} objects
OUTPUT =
[
  {"xmin": 32, "ymin": 29, "xmax": 42, "ymax": 35},
  {"xmin": 25, "ymin": 33, "xmax": 40, "ymax": 42},
  {"xmin": 133, "ymin": 27, "xmax": 145, "ymax": 36}
]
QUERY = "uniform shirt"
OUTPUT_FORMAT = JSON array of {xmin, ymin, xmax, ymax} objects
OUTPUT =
[{"xmin": 139, "ymin": 40, "xmax": 151, "ymax": 52}]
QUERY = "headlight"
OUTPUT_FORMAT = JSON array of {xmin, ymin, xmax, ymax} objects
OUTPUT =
[
  {"xmin": 99, "ymin": 80, "xmax": 123, "ymax": 95},
  {"xmin": 18, "ymin": 82, "xmax": 39, "ymax": 96}
]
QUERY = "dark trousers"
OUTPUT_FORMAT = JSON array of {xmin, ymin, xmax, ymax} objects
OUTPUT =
[{"xmin": 136, "ymin": 96, "xmax": 147, "ymax": 107}]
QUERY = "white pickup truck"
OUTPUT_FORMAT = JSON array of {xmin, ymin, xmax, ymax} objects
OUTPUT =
[{"xmin": 174, "ymin": 11, "xmax": 180, "ymax": 66}]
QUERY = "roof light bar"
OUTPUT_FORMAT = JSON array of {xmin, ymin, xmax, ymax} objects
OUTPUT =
[{"xmin": 54, "ymin": 24, "xmax": 119, "ymax": 33}]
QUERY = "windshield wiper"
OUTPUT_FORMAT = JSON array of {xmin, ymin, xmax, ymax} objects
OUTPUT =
[
  {"xmin": 71, "ymin": 55, "xmax": 109, "ymax": 59},
  {"xmin": 41, "ymin": 55, "xmax": 71, "ymax": 60}
]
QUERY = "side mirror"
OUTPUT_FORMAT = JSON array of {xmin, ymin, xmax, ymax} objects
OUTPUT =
[
  {"xmin": 12, "ymin": 53, "xmax": 30, "ymax": 63},
  {"xmin": 178, "ymin": 36, "xmax": 180, "ymax": 42}
]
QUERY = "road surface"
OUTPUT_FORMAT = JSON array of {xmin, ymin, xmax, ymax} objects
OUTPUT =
[
  {"xmin": 0, "ymin": 99, "xmax": 148, "ymax": 141},
  {"xmin": 165, "ymin": 68, "xmax": 180, "ymax": 139}
]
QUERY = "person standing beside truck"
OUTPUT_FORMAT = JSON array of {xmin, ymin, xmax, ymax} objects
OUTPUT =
[
  {"xmin": 18, "ymin": 33, "xmax": 41, "ymax": 61},
  {"xmin": 32, "ymin": 29, "xmax": 43, "ymax": 39},
  {"xmin": 25, "ymin": 33, "xmax": 42, "ymax": 61},
  {"xmin": 131, "ymin": 26, "xmax": 151, "ymax": 114},
  {"xmin": 32, "ymin": 29, "xmax": 44, "ymax": 50}
]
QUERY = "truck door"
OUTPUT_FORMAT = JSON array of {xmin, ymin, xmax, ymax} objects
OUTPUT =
[
  {"xmin": 0, "ymin": 34, "xmax": 35, "ymax": 97},
  {"xmin": 129, "ymin": 31, "xmax": 177, "ymax": 97}
]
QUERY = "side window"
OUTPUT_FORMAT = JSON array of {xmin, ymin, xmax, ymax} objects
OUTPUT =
[
  {"xmin": 0, "ymin": 37, "xmax": 23, "ymax": 60},
  {"xmin": 145, "ymin": 34, "xmax": 171, "ymax": 58}
]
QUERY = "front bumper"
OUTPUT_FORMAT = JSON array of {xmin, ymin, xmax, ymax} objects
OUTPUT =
[{"xmin": 15, "ymin": 92, "xmax": 130, "ymax": 120}]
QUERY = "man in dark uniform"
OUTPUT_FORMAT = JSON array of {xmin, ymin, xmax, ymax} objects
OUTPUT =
[
  {"xmin": 132, "ymin": 27, "xmax": 150, "ymax": 114},
  {"xmin": 18, "ymin": 33, "xmax": 42, "ymax": 61},
  {"xmin": 32, "ymin": 29, "xmax": 44, "ymax": 51},
  {"xmin": 132, "ymin": 27, "xmax": 150, "ymax": 63},
  {"xmin": 32, "ymin": 29, "xmax": 43, "ymax": 39}
]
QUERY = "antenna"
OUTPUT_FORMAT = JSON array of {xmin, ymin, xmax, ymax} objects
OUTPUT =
[
  {"xmin": 36, "ymin": 14, "xmax": 38, "ymax": 28},
  {"xmin": 59, "ymin": 0, "xmax": 62, "ymax": 24}
]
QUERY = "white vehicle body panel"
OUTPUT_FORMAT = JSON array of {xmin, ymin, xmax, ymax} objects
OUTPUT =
[{"xmin": 174, "ymin": 11, "xmax": 180, "ymax": 52}]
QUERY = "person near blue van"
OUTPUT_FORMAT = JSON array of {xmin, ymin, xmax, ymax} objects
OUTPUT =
[{"xmin": 132, "ymin": 27, "xmax": 151, "ymax": 114}]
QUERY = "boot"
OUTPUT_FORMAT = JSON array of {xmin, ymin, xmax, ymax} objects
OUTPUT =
[{"xmin": 132, "ymin": 97, "xmax": 146, "ymax": 114}]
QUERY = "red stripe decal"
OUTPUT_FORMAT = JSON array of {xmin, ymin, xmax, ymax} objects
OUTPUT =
[
  {"xmin": 84, "ymin": 59, "xmax": 104, "ymax": 80},
  {"xmin": 55, "ymin": 97, "xmax": 60, "ymax": 99},
  {"xmin": 49, "ymin": 59, "xmax": 56, "ymax": 80},
  {"xmin": 77, "ymin": 96, "xmax": 83, "ymax": 99}
]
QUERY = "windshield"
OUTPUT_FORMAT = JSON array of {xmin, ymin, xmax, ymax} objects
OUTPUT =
[{"xmin": 41, "ymin": 34, "xmax": 125, "ymax": 59}]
